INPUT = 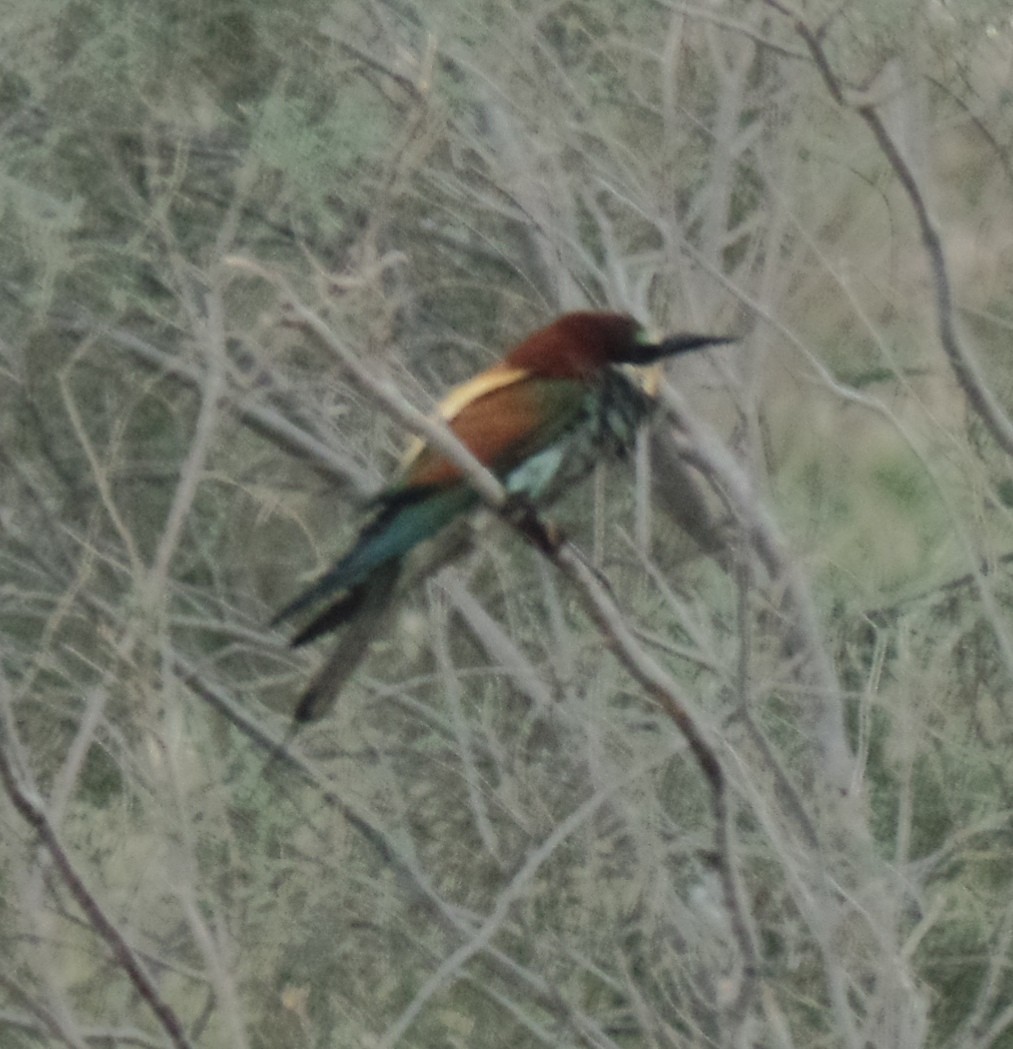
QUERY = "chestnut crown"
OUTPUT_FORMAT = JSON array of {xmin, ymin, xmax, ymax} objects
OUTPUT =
[{"xmin": 503, "ymin": 311, "xmax": 734, "ymax": 379}]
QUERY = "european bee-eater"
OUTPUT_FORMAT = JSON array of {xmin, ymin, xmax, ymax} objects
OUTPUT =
[{"xmin": 274, "ymin": 311, "xmax": 732, "ymax": 722}]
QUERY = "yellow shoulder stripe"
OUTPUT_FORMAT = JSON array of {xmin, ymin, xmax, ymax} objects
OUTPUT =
[
  {"xmin": 399, "ymin": 365, "xmax": 531, "ymax": 470},
  {"xmin": 436, "ymin": 365, "xmax": 531, "ymax": 421}
]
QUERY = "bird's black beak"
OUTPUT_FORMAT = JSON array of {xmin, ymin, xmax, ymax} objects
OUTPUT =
[{"xmin": 631, "ymin": 333, "xmax": 738, "ymax": 365}]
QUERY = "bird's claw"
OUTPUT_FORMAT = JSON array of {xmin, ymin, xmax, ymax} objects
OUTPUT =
[{"xmin": 502, "ymin": 494, "xmax": 564, "ymax": 556}]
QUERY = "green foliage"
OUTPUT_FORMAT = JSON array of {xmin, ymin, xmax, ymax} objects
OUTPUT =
[{"xmin": 3, "ymin": 0, "xmax": 1013, "ymax": 1047}]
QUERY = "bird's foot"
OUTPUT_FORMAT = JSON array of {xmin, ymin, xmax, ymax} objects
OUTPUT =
[{"xmin": 502, "ymin": 495, "xmax": 564, "ymax": 557}]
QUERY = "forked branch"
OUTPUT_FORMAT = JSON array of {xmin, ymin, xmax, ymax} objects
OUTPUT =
[{"xmin": 761, "ymin": 0, "xmax": 1013, "ymax": 456}]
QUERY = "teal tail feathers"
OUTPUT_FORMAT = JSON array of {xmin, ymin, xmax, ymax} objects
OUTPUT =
[
  {"xmin": 273, "ymin": 484, "xmax": 477, "ymax": 646},
  {"xmin": 291, "ymin": 561, "xmax": 402, "ymax": 722}
]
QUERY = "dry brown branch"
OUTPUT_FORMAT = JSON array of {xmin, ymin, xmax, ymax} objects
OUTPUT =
[
  {"xmin": 229, "ymin": 264, "xmax": 759, "ymax": 1033},
  {"xmin": 760, "ymin": 0, "xmax": 1013, "ymax": 458},
  {"xmin": 55, "ymin": 315, "xmax": 375, "ymax": 495},
  {"xmin": 377, "ymin": 779, "xmax": 626, "ymax": 1049},
  {"xmin": 143, "ymin": 286, "xmax": 227, "ymax": 610},
  {"xmin": 430, "ymin": 588, "xmax": 504, "ymax": 862},
  {"xmin": 56, "ymin": 567, "xmax": 743, "ymax": 1049},
  {"xmin": 0, "ymin": 999, "xmax": 165, "ymax": 1049},
  {"xmin": 179, "ymin": 639, "xmax": 645, "ymax": 1048},
  {"xmin": 657, "ymin": 378, "xmax": 855, "ymax": 796},
  {"xmin": 550, "ymin": 537, "xmax": 760, "ymax": 1023},
  {"xmin": 0, "ymin": 682, "xmax": 195, "ymax": 1049},
  {"xmin": 226, "ymin": 256, "xmax": 507, "ymax": 508},
  {"xmin": 11, "ymin": 1, "xmax": 1012, "ymax": 1043},
  {"xmin": 0, "ymin": 973, "xmax": 88, "ymax": 1048},
  {"xmin": 442, "ymin": 573, "xmax": 558, "ymax": 708}
]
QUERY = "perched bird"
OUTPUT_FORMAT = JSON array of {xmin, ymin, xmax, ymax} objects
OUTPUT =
[{"xmin": 274, "ymin": 311, "xmax": 733, "ymax": 723}]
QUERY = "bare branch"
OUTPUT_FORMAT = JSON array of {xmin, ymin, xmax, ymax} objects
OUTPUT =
[
  {"xmin": 657, "ymin": 378, "xmax": 855, "ymax": 796},
  {"xmin": 761, "ymin": 0, "xmax": 1013, "ymax": 457},
  {"xmin": 0, "ymin": 682, "xmax": 195, "ymax": 1049},
  {"xmin": 55, "ymin": 315, "xmax": 376, "ymax": 495},
  {"xmin": 230, "ymin": 267, "xmax": 759, "ymax": 1028}
]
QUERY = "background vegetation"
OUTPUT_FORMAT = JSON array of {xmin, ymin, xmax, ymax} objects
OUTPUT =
[{"xmin": 2, "ymin": 1, "xmax": 1013, "ymax": 1046}]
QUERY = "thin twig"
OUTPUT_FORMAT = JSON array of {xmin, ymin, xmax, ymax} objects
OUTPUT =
[
  {"xmin": 0, "ymin": 693, "xmax": 195, "ymax": 1049},
  {"xmin": 761, "ymin": 0, "xmax": 1013, "ymax": 457},
  {"xmin": 234, "ymin": 266, "xmax": 760, "ymax": 1031},
  {"xmin": 144, "ymin": 285, "xmax": 227, "ymax": 608},
  {"xmin": 657, "ymin": 378, "xmax": 855, "ymax": 796},
  {"xmin": 54, "ymin": 315, "xmax": 375, "ymax": 495},
  {"xmin": 226, "ymin": 255, "xmax": 507, "ymax": 508}
]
